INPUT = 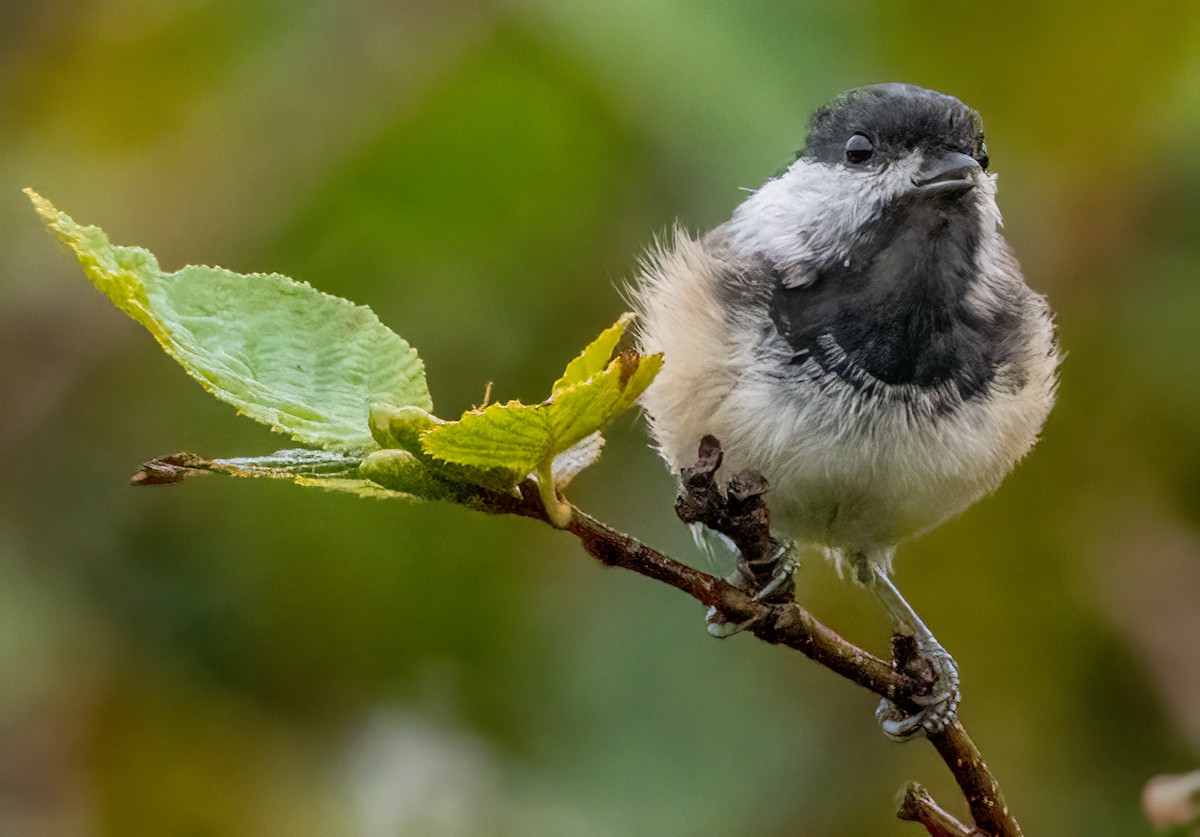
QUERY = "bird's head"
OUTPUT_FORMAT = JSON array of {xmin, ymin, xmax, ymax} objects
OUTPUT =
[{"xmin": 727, "ymin": 83, "xmax": 999, "ymax": 274}]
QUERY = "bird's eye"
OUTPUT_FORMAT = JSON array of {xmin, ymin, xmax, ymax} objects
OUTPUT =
[{"xmin": 844, "ymin": 133, "xmax": 874, "ymax": 164}]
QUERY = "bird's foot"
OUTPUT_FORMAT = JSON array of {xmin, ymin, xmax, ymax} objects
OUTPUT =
[
  {"xmin": 874, "ymin": 633, "xmax": 961, "ymax": 741},
  {"xmin": 746, "ymin": 540, "xmax": 798, "ymax": 603},
  {"xmin": 705, "ymin": 543, "xmax": 797, "ymax": 638},
  {"xmin": 703, "ymin": 607, "xmax": 745, "ymax": 638}
]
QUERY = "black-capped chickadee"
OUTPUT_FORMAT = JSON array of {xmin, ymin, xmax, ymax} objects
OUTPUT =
[{"xmin": 633, "ymin": 83, "xmax": 1058, "ymax": 740}]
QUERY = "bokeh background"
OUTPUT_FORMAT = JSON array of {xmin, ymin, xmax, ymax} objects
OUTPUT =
[{"xmin": 3, "ymin": 2, "xmax": 1200, "ymax": 834}]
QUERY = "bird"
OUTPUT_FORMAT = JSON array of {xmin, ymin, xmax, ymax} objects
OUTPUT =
[{"xmin": 631, "ymin": 83, "xmax": 1059, "ymax": 740}]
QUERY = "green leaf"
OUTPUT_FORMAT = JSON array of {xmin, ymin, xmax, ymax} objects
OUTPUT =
[
  {"xmin": 28, "ymin": 190, "xmax": 432, "ymax": 451},
  {"xmin": 359, "ymin": 449, "xmax": 489, "ymax": 504},
  {"xmin": 551, "ymin": 312, "xmax": 632, "ymax": 395},
  {"xmin": 546, "ymin": 351, "xmax": 661, "ymax": 453},
  {"xmin": 367, "ymin": 402, "xmax": 529, "ymax": 491},
  {"xmin": 368, "ymin": 404, "xmax": 445, "ymax": 453},
  {"xmin": 421, "ymin": 398, "xmax": 551, "ymax": 475},
  {"xmin": 421, "ymin": 317, "xmax": 661, "ymax": 483},
  {"xmin": 130, "ymin": 449, "xmax": 414, "ymax": 499}
]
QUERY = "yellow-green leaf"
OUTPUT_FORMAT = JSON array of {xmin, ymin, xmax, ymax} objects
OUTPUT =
[
  {"xmin": 421, "ymin": 316, "xmax": 660, "ymax": 483},
  {"xmin": 358, "ymin": 449, "xmax": 491, "ymax": 503},
  {"xmin": 422, "ymin": 399, "xmax": 551, "ymax": 476},
  {"xmin": 551, "ymin": 312, "xmax": 632, "ymax": 395},
  {"xmin": 369, "ymin": 404, "xmax": 445, "ymax": 453}
]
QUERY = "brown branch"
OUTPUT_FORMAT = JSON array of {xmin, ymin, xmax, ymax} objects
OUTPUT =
[
  {"xmin": 928, "ymin": 722, "xmax": 1022, "ymax": 836},
  {"xmin": 566, "ymin": 501, "xmax": 1020, "ymax": 833},
  {"xmin": 897, "ymin": 782, "xmax": 973, "ymax": 836},
  {"xmin": 567, "ymin": 506, "xmax": 916, "ymax": 700},
  {"xmin": 491, "ymin": 479, "xmax": 916, "ymax": 699},
  {"xmin": 481, "ymin": 472, "xmax": 1020, "ymax": 835},
  {"xmin": 134, "ymin": 444, "xmax": 1020, "ymax": 833}
]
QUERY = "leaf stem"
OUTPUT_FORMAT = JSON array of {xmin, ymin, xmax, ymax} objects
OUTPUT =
[{"xmin": 535, "ymin": 460, "xmax": 573, "ymax": 528}]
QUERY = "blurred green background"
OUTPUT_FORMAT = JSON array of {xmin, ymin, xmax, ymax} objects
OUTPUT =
[{"xmin": 3, "ymin": 1, "xmax": 1200, "ymax": 834}]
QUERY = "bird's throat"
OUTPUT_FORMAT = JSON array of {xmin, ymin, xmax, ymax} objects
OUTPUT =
[{"xmin": 769, "ymin": 197, "xmax": 1000, "ymax": 399}]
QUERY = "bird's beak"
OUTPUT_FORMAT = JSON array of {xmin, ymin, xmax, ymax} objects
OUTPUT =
[{"xmin": 913, "ymin": 151, "xmax": 981, "ymax": 195}]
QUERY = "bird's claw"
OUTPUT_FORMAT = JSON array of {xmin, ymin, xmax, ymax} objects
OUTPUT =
[
  {"xmin": 704, "ymin": 544, "xmax": 797, "ymax": 638},
  {"xmin": 874, "ymin": 635, "xmax": 960, "ymax": 741},
  {"xmin": 749, "ymin": 545, "xmax": 796, "ymax": 603},
  {"xmin": 704, "ymin": 605, "xmax": 754, "ymax": 637}
]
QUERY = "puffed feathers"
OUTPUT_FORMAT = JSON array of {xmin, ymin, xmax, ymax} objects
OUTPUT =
[{"xmin": 631, "ymin": 85, "xmax": 1058, "ymax": 574}]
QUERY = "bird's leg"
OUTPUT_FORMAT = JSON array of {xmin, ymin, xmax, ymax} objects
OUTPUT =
[{"xmin": 851, "ymin": 554, "xmax": 960, "ymax": 741}]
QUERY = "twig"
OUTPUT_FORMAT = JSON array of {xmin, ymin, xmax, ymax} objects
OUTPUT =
[
  {"xmin": 928, "ymin": 722, "xmax": 1021, "ymax": 836},
  {"xmin": 897, "ymin": 782, "xmax": 973, "ymax": 836},
  {"xmin": 567, "ymin": 505, "xmax": 915, "ymax": 700},
  {"xmin": 495, "ymin": 480, "xmax": 915, "ymax": 701},
  {"xmin": 480, "ymin": 467, "xmax": 1021, "ymax": 835},
  {"xmin": 134, "ymin": 441, "xmax": 1021, "ymax": 832}
]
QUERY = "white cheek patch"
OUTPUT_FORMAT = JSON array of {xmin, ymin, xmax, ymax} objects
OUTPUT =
[{"xmin": 725, "ymin": 155, "xmax": 924, "ymax": 272}]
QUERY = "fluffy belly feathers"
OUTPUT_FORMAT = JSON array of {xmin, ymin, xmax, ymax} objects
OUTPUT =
[{"xmin": 641, "ymin": 347, "xmax": 1051, "ymax": 555}]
